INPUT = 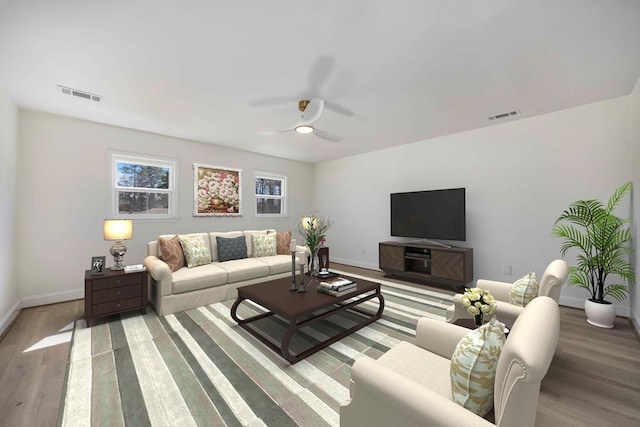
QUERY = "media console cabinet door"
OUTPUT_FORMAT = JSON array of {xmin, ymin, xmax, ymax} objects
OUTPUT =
[
  {"xmin": 379, "ymin": 243, "xmax": 404, "ymax": 271},
  {"xmin": 431, "ymin": 251, "xmax": 465, "ymax": 281}
]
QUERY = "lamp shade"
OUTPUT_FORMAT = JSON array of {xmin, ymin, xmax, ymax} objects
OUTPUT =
[
  {"xmin": 103, "ymin": 219, "xmax": 133, "ymax": 241},
  {"xmin": 301, "ymin": 217, "xmax": 317, "ymax": 230}
]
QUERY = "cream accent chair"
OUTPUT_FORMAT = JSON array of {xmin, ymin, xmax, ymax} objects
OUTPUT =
[
  {"xmin": 340, "ymin": 296, "xmax": 560, "ymax": 427},
  {"xmin": 446, "ymin": 259, "xmax": 568, "ymax": 329}
]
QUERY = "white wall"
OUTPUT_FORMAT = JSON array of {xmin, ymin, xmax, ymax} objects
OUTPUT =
[
  {"xmin": 17, "ymin": 110, "xmax": 314, "ymax": 305},
  {"xmin": 315, "ymin": 96, "xmax": 633, "ymax": 316},
  {"xmin": 0, "ymin": 86, "xmax": 20, "ymax": 335},
  {"xmin": 630, "ymin": 76, "xmax": 640, "ymax": 329}
]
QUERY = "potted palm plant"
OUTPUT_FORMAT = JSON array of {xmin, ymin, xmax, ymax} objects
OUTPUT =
[{"xmin": 551, "ymin": 181, "xmax": 634, "ymax": 328}]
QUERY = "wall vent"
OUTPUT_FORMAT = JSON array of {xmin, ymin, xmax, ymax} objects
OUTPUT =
[
  {"xmin": 488, "ymin": 110, "xmax": 519, "ymax": 120},
  {"xmin": 57, "ymin": 85, "xmax": 102, "ymax": 102}
]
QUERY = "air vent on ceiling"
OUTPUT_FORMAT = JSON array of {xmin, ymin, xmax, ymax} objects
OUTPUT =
[
  {"xmin": 488, "ymin": 110, "xmax": 519, "ymax": 121},
  {"xmin": 57, "ymin": 85, "xmax": 102, "ymax": 102}
]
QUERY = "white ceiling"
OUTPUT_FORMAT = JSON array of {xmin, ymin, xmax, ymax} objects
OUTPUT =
[{"xmin": 1, "ymin": 1, "xmax": 640, "ymax": 163}]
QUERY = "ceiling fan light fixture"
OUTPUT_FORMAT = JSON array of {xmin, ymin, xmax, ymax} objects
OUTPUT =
[{"xmin": 295, "ymin": 124, "xmax": 314, "ymax": 134}]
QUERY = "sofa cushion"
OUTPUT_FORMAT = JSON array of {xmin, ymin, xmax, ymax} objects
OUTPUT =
[
  {"xmin": 171, "ymin": 264, "xmax": 228, "ymax": 294},
  {"xmin": 214, "ymin": 258, "xmax": 270, "ymax": 283},
  {"xmin": 209, "ymin": 231, "xmax": 243, "ymax": 261},
  {"xmin": 252, "ymin": 233, "xmax": 277, "ymax": 257},
  {"xmin": 450, "ymin": 317, "xmax": 506, "ymax": 417},
  {"xmin": 272, "ymin": 230, "xmax": 292, "ymax": 255},
  {"xmin": 509, "ymin": 271, "xmax": 539, "ymax": 307},
  {"xmin": 216, "ymin": 236, "xmax": 248, "ymax": 262},
  {"xmin": 376, "ymin": 341, "xmax": 452, "ymax": 400},
  {"xmin": 179, "ymin": 235, "xmax": 212, "ymax": 268},
  {"xmin": 253, "ymin": 255, "xmax": 292, "ymax": 275},
  {"xmin": 158, "ymin": 235, "xmax": 185, "ymax": 272}
]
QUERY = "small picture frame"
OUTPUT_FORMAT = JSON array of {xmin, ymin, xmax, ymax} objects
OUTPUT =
[{"xmin": 91, "ymin": 256, "xmax": 106, "ymax": 275}]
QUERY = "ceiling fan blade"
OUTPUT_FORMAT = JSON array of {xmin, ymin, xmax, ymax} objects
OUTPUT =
[
  {"xmin": 300, "ymin": 98, "xmax": 324, "ymax": 125},
  {"xmin": 314, "ymin": 128, "xmax": 342, "ymax": 142},
  {"xmin": 324, "ymin": 101, "xmax": 354, "ymax": 117},
  {"xmin": 257, "ymin": 128, "xmax": 295, "ymax": 136},
  {"xmin": 308, "ymin": 56, "xmax": 334, "ymax": 92}
]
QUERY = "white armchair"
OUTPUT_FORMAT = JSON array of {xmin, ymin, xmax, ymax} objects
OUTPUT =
[
  {"xmin": 340, "ymin": 296, "xmax": 560, "ymax": 427},
  {"xmin": 446, "ymin": 259, "xmax": 568, "ymax": 329}
]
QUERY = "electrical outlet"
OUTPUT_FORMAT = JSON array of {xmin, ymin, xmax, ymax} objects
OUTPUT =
[
  {"xmin": 362, "ymin": 248, "xmax": 367, "ymax": 255},
  {"xmin": 503, "ymin": 264, "xmax": 512, "ymax": 275}
]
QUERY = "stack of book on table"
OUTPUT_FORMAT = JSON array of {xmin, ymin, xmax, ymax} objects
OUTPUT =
[{"xmin": 317, "ymin": 277, "xmax": 357, "ymax": 297}]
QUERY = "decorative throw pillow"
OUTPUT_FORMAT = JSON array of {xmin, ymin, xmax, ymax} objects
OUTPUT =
[
  {"xmin": 252, "ymin": 233, "xmax": 277, "ymax": 257},
  {"xmin": 450, "ymin": 317, "xmax": 506, "ymax": 417},
  {"xmin": 158, "ymin": 235, "xmax": 185, "ymax": 272},
  {"xmin": 274, "ymin": 230, "xmax": 292, "ymax": 255},
  {"xmin": 509, "ymin": 271, "xmax": 539, "ymax": 307},
  {"xmin": 179, "ymin": 235, "xmax": 212, "ymax": 268},
  {"xmin": 216, "ymin": 236, "xmax": 248, "ymax": 262}
]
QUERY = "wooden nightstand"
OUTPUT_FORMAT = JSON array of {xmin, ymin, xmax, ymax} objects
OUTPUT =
[{"xmin": 84, "ymin": 269, "xmax": 148, "ymax": 327}]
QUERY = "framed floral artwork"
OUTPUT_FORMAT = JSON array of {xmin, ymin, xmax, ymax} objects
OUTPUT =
[{"xmin": 193, "ymin": 164, "xmax": 242, "ymax": 216}]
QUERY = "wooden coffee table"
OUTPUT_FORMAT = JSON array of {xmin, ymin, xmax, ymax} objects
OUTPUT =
[{"xmin": 230, "ymin": 275, "xmax": 385, "ymax": 364}]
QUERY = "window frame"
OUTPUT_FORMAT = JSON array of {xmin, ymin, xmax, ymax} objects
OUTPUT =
[
  {"xmin": 254, "ymin": 171, "xmax": 287, "ymax": 218},
  {"xmin": 109, "ymin": 152, "xmax": 178, "ymax": 220}
]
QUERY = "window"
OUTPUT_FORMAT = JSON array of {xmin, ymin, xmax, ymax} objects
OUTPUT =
[
  {"xmin": 255, "ymin": 172, "xmax": 286, "ymax": 217},
  {"xmin": 110, "ymin": 152, "xmax": 177, "ymax": 219}
]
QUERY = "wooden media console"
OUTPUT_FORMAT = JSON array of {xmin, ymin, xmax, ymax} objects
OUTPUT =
[{"xmin": 379, "ymin": 241, "xmax": 473, "ymax": 290}]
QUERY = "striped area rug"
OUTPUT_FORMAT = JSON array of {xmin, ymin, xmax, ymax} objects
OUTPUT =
[{"xmin": 58, "ymin": 272, "xmax": 453, "ymax": 426}]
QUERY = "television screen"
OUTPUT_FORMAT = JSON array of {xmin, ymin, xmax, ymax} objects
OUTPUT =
[{"xmin": 390, "ymin": 188, "xmax": 466, "ymax": 241}]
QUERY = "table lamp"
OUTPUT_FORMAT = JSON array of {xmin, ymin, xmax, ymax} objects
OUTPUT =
[
  {"xmin": 103, "ymin": 219, "xmax": 133, "ymax": 270},
  {"xmin": 301, "ymin": 216, "xmax": 317, "ymax": 230}
]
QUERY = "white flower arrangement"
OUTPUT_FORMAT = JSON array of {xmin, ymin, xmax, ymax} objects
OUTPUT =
[
  {"xmin": 461, "ymin": 287, "xmax": 497, "ymax": 316},
  {"xmin": 197, "ymin": 170, "xmax": 239, "ymax": 212}
]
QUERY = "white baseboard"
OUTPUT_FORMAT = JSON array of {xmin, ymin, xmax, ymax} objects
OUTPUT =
[
  {"xmin": 20, "ymin": 288, "xmax": 84, "ymax": 308},
  {"xmin": 331, "ymin": 257, "xmax": 379, "ymax": 271},
  {"xmin": 0, "ymin": 300, "xmax": 21, "ymax": 337},
  {"xmin": 1, "ymin": 289, "xmax": 82, "ymax": 337}
]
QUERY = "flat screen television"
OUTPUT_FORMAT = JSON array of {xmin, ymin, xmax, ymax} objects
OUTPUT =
[{"xmin": 390, "ymin": 188, "xmax": 466, "ymax": 241}]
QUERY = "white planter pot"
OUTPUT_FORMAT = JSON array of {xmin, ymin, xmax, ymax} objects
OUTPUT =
[{"xmin": 584, "ymin": 299, "xmax": 616, "ymax": 329}]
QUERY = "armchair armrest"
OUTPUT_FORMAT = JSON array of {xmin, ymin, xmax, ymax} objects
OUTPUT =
[
  {"xmin": 446, "ymin": 293, "xmax": 473, "ymax": 323},
  {"xmin": 415, "ymin": 318, "xmax": 470, "ymax": 359},
  {"xmin": 476, "ymin": 279, "xmax": 512, "ymax": 301},
  {"xmin": 341, "ymin": 357, "xmax": 493, "ymax": 427}
]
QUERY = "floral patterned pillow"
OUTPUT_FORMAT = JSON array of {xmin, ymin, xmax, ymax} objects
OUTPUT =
[
  {"xmin": 509, "ymin": 271, "xmax": 539, "ymax": 307},
  {"xmin": 179, "ymin": 235, "xmax": 212, "ymax": 268},
  {"xmin": 450, "ymin": 317, "xmax": 506, "ymax": 416},
  {"xmin": 252, "ymin": 233, "xmax": 277, "ymax": 257}
]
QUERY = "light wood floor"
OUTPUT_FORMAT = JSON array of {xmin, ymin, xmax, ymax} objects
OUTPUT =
[{"xmin": 1, "ymin": 266, "xmax": 639, "ymax": 427}]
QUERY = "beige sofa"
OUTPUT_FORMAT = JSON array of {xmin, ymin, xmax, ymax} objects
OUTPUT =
[{"xmin": 143, "ymin": 229, "xmax": 308, "ymax": 316}]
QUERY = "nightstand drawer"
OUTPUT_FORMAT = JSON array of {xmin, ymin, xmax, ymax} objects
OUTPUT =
[
  {"xmin": 92, "ymin": 297, "xmax": 142, "ymax": 317},
  {"xmin": 85, "ymin": 269, "xmax": 148, "ymax": 327},
  {"xmin": 93, "ymin": 284, "xmax": 142, "ymax": 304},
  {"xmin": 91, "ymin": 274, "xmax": 142, "ymax": 291}
]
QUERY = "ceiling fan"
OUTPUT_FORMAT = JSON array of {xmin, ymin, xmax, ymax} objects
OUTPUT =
[{"xmin": 260, "ymin": 98, "xmax": 343, "ymax": 142}]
